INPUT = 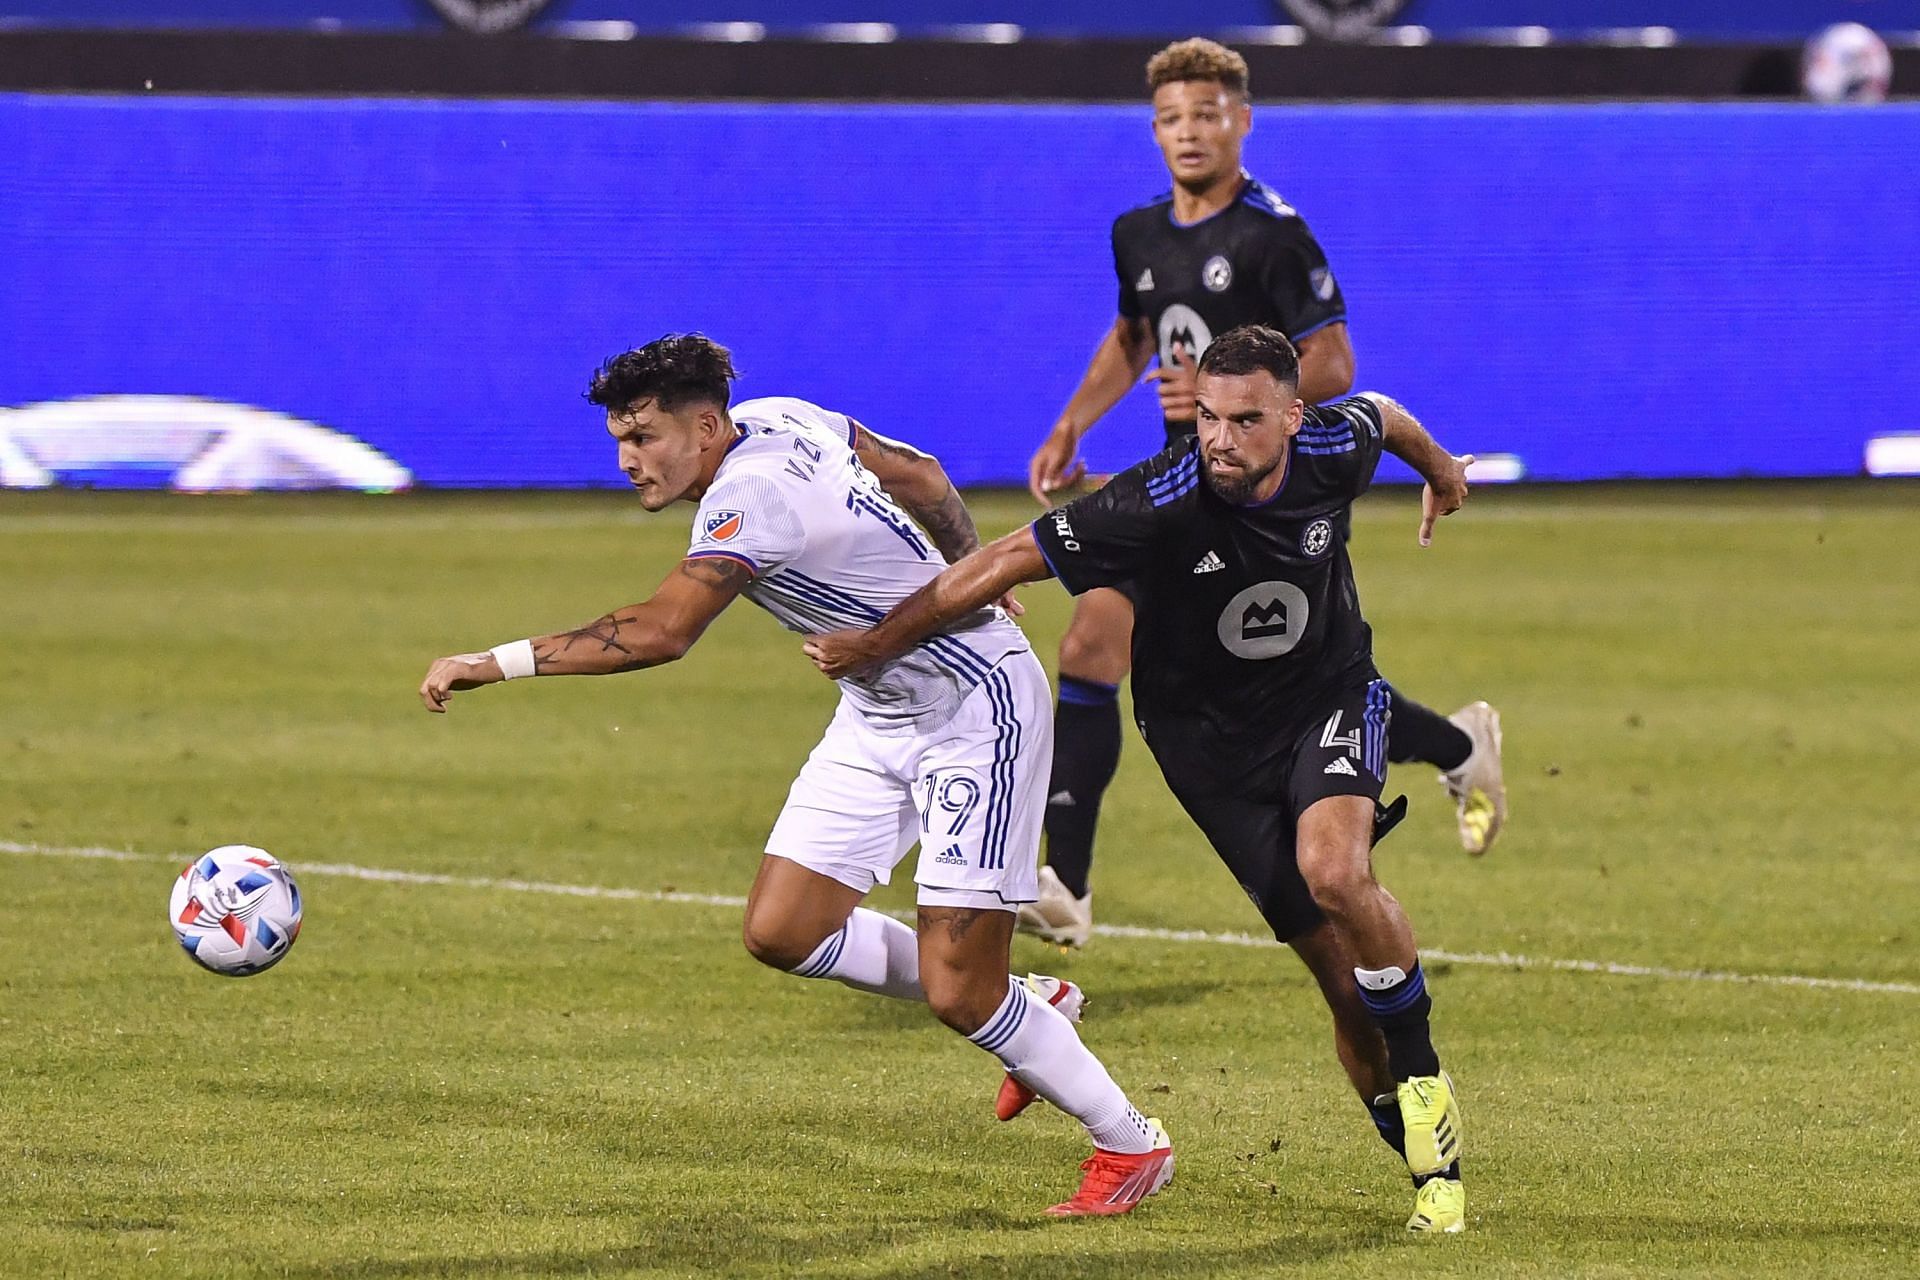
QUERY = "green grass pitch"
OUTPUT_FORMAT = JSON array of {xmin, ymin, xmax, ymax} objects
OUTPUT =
[{"xmin": 3, "ymin": 482, "xmax": 1916, "ymax": 1279}]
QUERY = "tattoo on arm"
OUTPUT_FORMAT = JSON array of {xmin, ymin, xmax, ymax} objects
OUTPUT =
[
  {"xmin": 537, "ymin": 616, "xmax": 634, "ymax": 659},
  {"xmin": 853, "ymin": 425, "xmax": 982, "ymax": 565},
  {"xmin": 913, "ymin": 483, "xmax": 982, "ymax": 565},
  {"xmin": 529, "ymin": 559, "xmax": 750, "ymax": 676},
  {"xmin": 678, "ymin": 556, "xmax": 755, "ymax": 592}
]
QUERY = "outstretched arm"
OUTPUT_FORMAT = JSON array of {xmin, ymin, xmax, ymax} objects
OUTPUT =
[
  {"xmin": 804, "ymin": 528, "xmax": 1054, "ymax": 679},
  {"xmin": 1028, "ymin": 315, "xmax": 1156, "ymax": 504},
  {"xmin": 1363, "ymin": 392, "xmax": 1474, "ymax": 547},
  {"xmin": 418, "ymin": 556, "xmax": 753, "ymax": 712}
]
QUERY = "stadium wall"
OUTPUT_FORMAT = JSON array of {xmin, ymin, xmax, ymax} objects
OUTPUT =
[
  {"xmin": 3, "ymin": 0, "xmax": 1915, "ymax": 40},
  {"xmin": 3, "ymin": 94, "xmax": 1915, "ymax": 488}
]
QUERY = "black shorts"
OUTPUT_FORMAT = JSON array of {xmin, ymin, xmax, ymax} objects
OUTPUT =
[{"xmin": 1163, "ymin": 678, "xmax": 1392, "ymax": 942}]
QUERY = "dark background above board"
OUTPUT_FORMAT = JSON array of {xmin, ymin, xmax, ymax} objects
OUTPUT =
[{"xmin": 0, "ymin": 30, "xmax": 1892, "ymax": 99}]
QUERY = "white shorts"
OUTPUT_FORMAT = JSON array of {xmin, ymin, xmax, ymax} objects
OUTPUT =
[{"xmin": 765, "ymin": 649, "xmax": 1052, "ymax": 911}]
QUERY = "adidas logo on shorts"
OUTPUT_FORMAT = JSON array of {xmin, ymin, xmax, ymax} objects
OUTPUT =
[
  {"xmin": 933, "ymin": 845, "xmax": 968, "ymax": 866},
  {"xmin": 1324, "ymin": 756, "xmax": 1358, "ymax": 777}
]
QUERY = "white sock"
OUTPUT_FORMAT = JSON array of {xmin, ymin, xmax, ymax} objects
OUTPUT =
[
  {"xmin": 968, "ymin": 977, "xmax": 1156, "ymax": 1155},
  {"xmin": 791, "ymin": 908, "xmax": 924, "ymax": 1001}
]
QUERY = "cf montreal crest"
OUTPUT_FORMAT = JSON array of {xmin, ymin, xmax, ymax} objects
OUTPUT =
[
  {"xmin": 1274, "ymin": 0, "xmax": 1410, "ymax": 41},
  {"xmin": 1302, "ymin": 518, "xmax": 1334, "ymax": 557},
  {"xmin": 425, "ymin": 0, "xmax": 555, "ymax": 34},
  {"xmin": 1203, "ymin": 255, "xmax": 1233, "ymax": 293}
]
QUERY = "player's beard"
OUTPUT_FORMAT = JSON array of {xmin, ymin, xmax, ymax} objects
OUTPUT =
[{"xmin": 1202, "ymin": 454, "xmax": 1278, "ymax": 505}]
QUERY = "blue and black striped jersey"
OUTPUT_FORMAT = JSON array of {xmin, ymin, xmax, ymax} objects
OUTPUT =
[{"xmin": 1030, "ymin": 396, "xmax": 1385, "ymax": 785}]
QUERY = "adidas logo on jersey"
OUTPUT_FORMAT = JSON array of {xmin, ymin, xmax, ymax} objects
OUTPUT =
[
  {"xmin": 1136, "ymin": 268, "xmax": 1155, "ymax": 291},
  {"xmin": 1193, "ymin": 551, "xmax": 1226, "ymax": 574},
  {"xmin": 932, "ymin": 845, "xmax": 968, "ymax": 866},
  {"xmin": 1324, "ymin": 756, "xmax": 1358, "ymax": 776}
]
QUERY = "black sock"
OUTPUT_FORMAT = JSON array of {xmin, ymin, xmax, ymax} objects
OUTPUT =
[
  {"xmin": 1367, "ymin": 1093, "xmax": 1407, "ymax": 1158},
  {"xmin": 1385, "ymin": 693, "xmax": 1472, "ymax": 772},
  {"xmin": 1355, "ymin": 961, "xmax": 1442, "ymax": 1081},
  {"xmin": 1372, "ymin": 1095, "xmax": 1461, "ymax": 1185},
  {"xmin": 1042, "ymin": 677, "xmax": 1121, "ymax": 900}
]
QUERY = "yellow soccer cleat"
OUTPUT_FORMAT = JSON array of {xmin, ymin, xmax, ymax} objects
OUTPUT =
[
  {"xmin": 1397, "ymin": 1073, "xmax": 1463, "ymax": 1178},
  {"xmin": 1407, "ymin": 1175, "xmax": 1466, "ymax": 1234},
  {"xmin": 1440, "ymin": 701, "xmax": 1506, "ymax": 855}
]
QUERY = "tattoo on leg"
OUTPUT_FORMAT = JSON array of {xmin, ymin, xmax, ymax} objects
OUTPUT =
[{"xmin": 919, "ymin": 906, "xmax": 991, "ymax": 945}]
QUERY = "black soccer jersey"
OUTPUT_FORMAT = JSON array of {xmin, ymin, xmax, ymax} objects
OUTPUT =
[
  {"xmin": 1112, "ymin": 173, "xmax": 1347, "ymax": 440},
  {"xmin": 1030, "ymin": 396, "xmax": 1385, "ymax": 794}
]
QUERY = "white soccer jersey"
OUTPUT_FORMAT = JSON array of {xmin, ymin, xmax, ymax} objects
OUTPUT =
[{"xmin": 687, "ymin": 396, "xmax": 1029, "ymax": 731}]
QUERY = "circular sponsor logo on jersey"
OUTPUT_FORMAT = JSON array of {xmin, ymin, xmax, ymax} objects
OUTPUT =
[
  {"xmin": 1302, "ymin": 518, "xmax": 1334, "ymax": 558},
  {"xmin": 1203, "ymin": 255, "xmax": 1233, "ymax": 293},
  {"xmin": 1217, "ymin": 580, "xmax": 1311, "ymax": 660},
  {"xmin": 1310, "ymin": 267, "xmax": 1337, "ymax": 302},
  {"xmin": 1157, "ymin": 304, "xmax": 1213, "ymax": 371}
]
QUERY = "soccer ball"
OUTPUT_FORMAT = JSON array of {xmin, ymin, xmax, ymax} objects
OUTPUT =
[
  {"xmin": 1802, "ymin": 23, "xmax": 1893, "ymax": 104},
  {"xmin": 169, "ymin": 845, "xmax": 304, "ymax": 976}
]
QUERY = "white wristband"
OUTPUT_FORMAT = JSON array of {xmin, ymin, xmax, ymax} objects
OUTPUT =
[{"xmin": 489, "ymin": 639, "xmax": 537, "ymax": 681}]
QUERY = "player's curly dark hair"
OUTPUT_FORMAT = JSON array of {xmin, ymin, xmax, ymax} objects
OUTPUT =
[
  {"xmin": 1146, "ymin": 38, "xmax": 1249, "ymax": 99},
  {"xmin": 586, "ymin": 334, "xmax": 738, "ymax": 415},
  {"xmin": 1198, "ymin": 325, "xmax": 1299, "ymax": 388}
]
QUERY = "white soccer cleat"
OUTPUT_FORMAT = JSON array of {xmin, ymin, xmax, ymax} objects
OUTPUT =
[
  {"xmin": 1440, "ymin": 701, "xmax": 1506, "ymax": 856},
  {"xmin": 1016, "ymin": 865, "xmax": 1093, "ymax": 948}
]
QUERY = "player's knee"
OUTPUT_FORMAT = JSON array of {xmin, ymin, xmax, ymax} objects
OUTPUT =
[
  {"xmin": 740, "ymin": 913, "xmax": 815, "ymax": 973},
  {"xmin": 921, "ymin": 968, "xmax": 1003, "ymax": 1036},
  {"xmin": 1297, "ymin": 841, "xmax": 1374, "ymax": 919},
  {"xmin": 1057, "ymin": 624, "xmax": 1127, "ymax": 684}
]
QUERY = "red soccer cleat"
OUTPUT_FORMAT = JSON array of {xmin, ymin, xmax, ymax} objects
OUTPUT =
[
  {"xmin": 1045, "ymin": 1121, "xmax": 1174, "ymax": 1218},
  {"xmin": 995, "ymin": 974, "xmax": 1085, "ymax": 1121}
]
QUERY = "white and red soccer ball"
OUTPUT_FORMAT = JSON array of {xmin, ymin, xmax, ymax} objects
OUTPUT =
[
  {"xmin": 1802, "ymin": 23, "xmax": 1894, "ymax": 104},
  {"xmin": 169, "ymin": 845, "xmax": 304, "ymax": 976}
]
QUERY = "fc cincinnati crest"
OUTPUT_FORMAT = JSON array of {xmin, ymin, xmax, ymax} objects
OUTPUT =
[
  {"xmin": 1203, "ymin": 255, "xmax": 1233, "ymax": 293},
  {"xmin": 703, "ymin": 510, "xmax": 745, "ymax": 542},
  {"xmin": 1303, "ymin": 518, "xmax": 1334, "ymax": 557}
]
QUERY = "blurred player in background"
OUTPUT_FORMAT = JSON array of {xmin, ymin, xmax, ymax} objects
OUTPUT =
[
  {"xmin": 418, "ymin": 335, "xmax": 1173, "ymax": 1218},
  {"xmin": 1023, "ymin": 38, "xmax": 1505, "ymax": 946},
  {"xmin": 810, "ymin": 325, "xmax": 1474, "ymax": 1234}
]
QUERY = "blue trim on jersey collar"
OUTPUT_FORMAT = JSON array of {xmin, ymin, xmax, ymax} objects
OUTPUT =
[
  {"xmin": 723, "ymin": 425, "xmax": 751, "ymax": 455},
  {"xmin": 1230, "ymin": 446, "xmax": 1295, "ymax": 509},
  {"xmin": 1168, "ymin": 171, "xmax": 1252, "ymax": 229}
]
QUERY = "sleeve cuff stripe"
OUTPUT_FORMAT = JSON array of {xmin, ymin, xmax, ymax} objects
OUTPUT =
[
  {"xmin": 1288, "ymin": 314, "xmax": 1347, "ymax": 342},
  {"xmin": 1028, "ymin": 522, "xmax": 1065, "ymax": 582},
  {"xmin": 686, "ymin": 549, "xmax": 761, "ymax": 574}
]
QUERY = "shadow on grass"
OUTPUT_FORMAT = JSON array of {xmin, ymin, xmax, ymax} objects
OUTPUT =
[{"xmin": 284, "ymin": 1212, "xmax": 1387, "ymax": 1279}]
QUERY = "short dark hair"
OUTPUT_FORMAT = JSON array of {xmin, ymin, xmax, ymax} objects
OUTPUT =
[
  {"xmin": 586, "ymin": 334, "xmax": 737, "ymax": 415},
  {"xmin": 1146, "ymin": 38, "xmax": 1250, "ymax": 99},
  {"xmin": 1197, "ymin": 325, "xmax": 1299, "ymax": 388}
]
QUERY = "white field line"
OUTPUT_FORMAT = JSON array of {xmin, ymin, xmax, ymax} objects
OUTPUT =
[{"xmin": 8, "ymin": 839, "xmax": 1917, "ymax": 997}]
